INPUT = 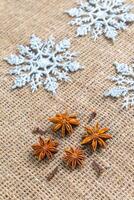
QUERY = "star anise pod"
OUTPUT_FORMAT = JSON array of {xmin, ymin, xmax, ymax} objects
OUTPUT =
[
  {"xmin": 63, "ymin": 147, "xmax": 85, "ymax": 169},
  {"xmin": 32, "ymin": 137, "xmax": 59, "ymax": 160},
  {"xmin": 48, "ymin": 111, "xmax": 80, "ymax": 137},
  {"xmin": 81, "ymin": 122, "xmax": 112, "ymax": 151}
]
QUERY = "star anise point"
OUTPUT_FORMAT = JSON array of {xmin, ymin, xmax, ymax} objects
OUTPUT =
[
  {"xmin": 32, "ymin": 137, "xmax": 59, "ymax": 160},
  {"xmin": 81, "ymin": 122, "xmax": 112, "ymax": 151},
  {"xmin": 63, "ymin": 147, "xmax": 85, "ymax": 169},
  {"xmin": 49, "ymin": 111, "xmax": 80, "ymax": 137}
]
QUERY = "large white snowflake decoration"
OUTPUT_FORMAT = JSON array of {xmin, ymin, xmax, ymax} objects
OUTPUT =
[
  {"xmin": 66, "ymin": 0, "xmax": 134, "ymax": 41},
  {"xmin": 5, "ymin": 35, "xmax": 82, "ymax": 94},
  {"xmin": 104, "ymin": 62, "xmax": 134, "ymax": 109}
]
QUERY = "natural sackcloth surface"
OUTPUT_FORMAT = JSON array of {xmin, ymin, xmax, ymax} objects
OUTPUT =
[{"xmin": 0, "ymin": 0, "xmax": 134, "ymax": 200}]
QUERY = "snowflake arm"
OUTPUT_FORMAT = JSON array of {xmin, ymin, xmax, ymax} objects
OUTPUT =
[
  {"xmin": 66, "ymin": 0, "xmax": 134, "ymax": 41},
  {"xmin": 4, "ymin": 35, "xmax": 82, "ymax": 94},
  {"xmin": 104, "ymin": 62, "xmax": 134, "ymax": 109}
]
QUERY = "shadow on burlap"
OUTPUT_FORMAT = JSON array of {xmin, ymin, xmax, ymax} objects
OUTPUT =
[{"xmin": 0, "ymin": 0, "xmax": 134, "ymax": 200}]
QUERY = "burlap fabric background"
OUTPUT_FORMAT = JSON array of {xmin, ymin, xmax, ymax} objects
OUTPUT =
[{"xmin": 0, "ymin": 0, "xmax": 134, "ymax": 200}]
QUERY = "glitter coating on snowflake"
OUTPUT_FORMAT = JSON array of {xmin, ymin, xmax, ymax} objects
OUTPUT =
[
  {"xmin": 5, "ymin": 35, "xmax": 82, "ymax": 94},
  {"xmin": 104, "ymin": 62, "xmax": 134, "ymax": 109},
  {"xmin": 66, "ymin": 0, "xmax": 134, "ymax": 41}
]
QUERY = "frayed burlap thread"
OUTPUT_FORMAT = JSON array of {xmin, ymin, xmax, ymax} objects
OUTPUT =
[{"xmin": 0, "ymin": 0, "xmax": 134, "ymax": 200}]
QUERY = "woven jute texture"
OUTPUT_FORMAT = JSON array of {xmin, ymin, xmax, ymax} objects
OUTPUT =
[{"xmin": 0, "ymin": 0, "xmax": 134, "ymax": 200}]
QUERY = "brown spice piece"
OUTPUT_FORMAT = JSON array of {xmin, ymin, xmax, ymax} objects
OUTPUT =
[
  {"xmin": 81, "ymin": 122, "xmax": 112, "ymax": 151},
  {"xmin": 32, "ymin": 137, "xmax": 59, "ymax": 160},
  {"xmin": 46, "ymin": 166, "xmax": 59, "ymax": 181},
  {"xmin": 91, "ymin": 161, "xmax": 104, "ymax": 176},
  {"xmin": 88, "ymin": 111, "xmax": 97, "ymax": 123},
  {"xmin": 48, "ymin": 111, "xmax": 80, "ymax": 137},
  {"xmin": 63, "ymin": 147, "xmax": 85, "ymax": 169},
  {"xmin": 32, "ymin": 127, "xmax": 46, "ymax": 135}
]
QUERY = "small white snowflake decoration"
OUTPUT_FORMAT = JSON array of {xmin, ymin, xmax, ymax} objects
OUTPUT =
[
  {"xmin": 66, "ymin": 0, "xmax": 134, "ymax": 41},
  {"xmin": 104, "ymin": 62, "xmax": 134, "ymax": 109},
  {"xmin": 5, "ymin": 35, "xmax": 82, "ymax": 94}
]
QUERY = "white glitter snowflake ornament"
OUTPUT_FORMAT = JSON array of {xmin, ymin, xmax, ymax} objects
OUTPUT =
[
  {"xmin": 104, "ymin": 62, "xmax": 134, "ymax": 109},
  {"xmin": 66, "ymin": 0, "xmax": 134, "ymax": 41},
  {"xmin": 5, "ymin": 35, "xmax": 82, "ymax": 94}
]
